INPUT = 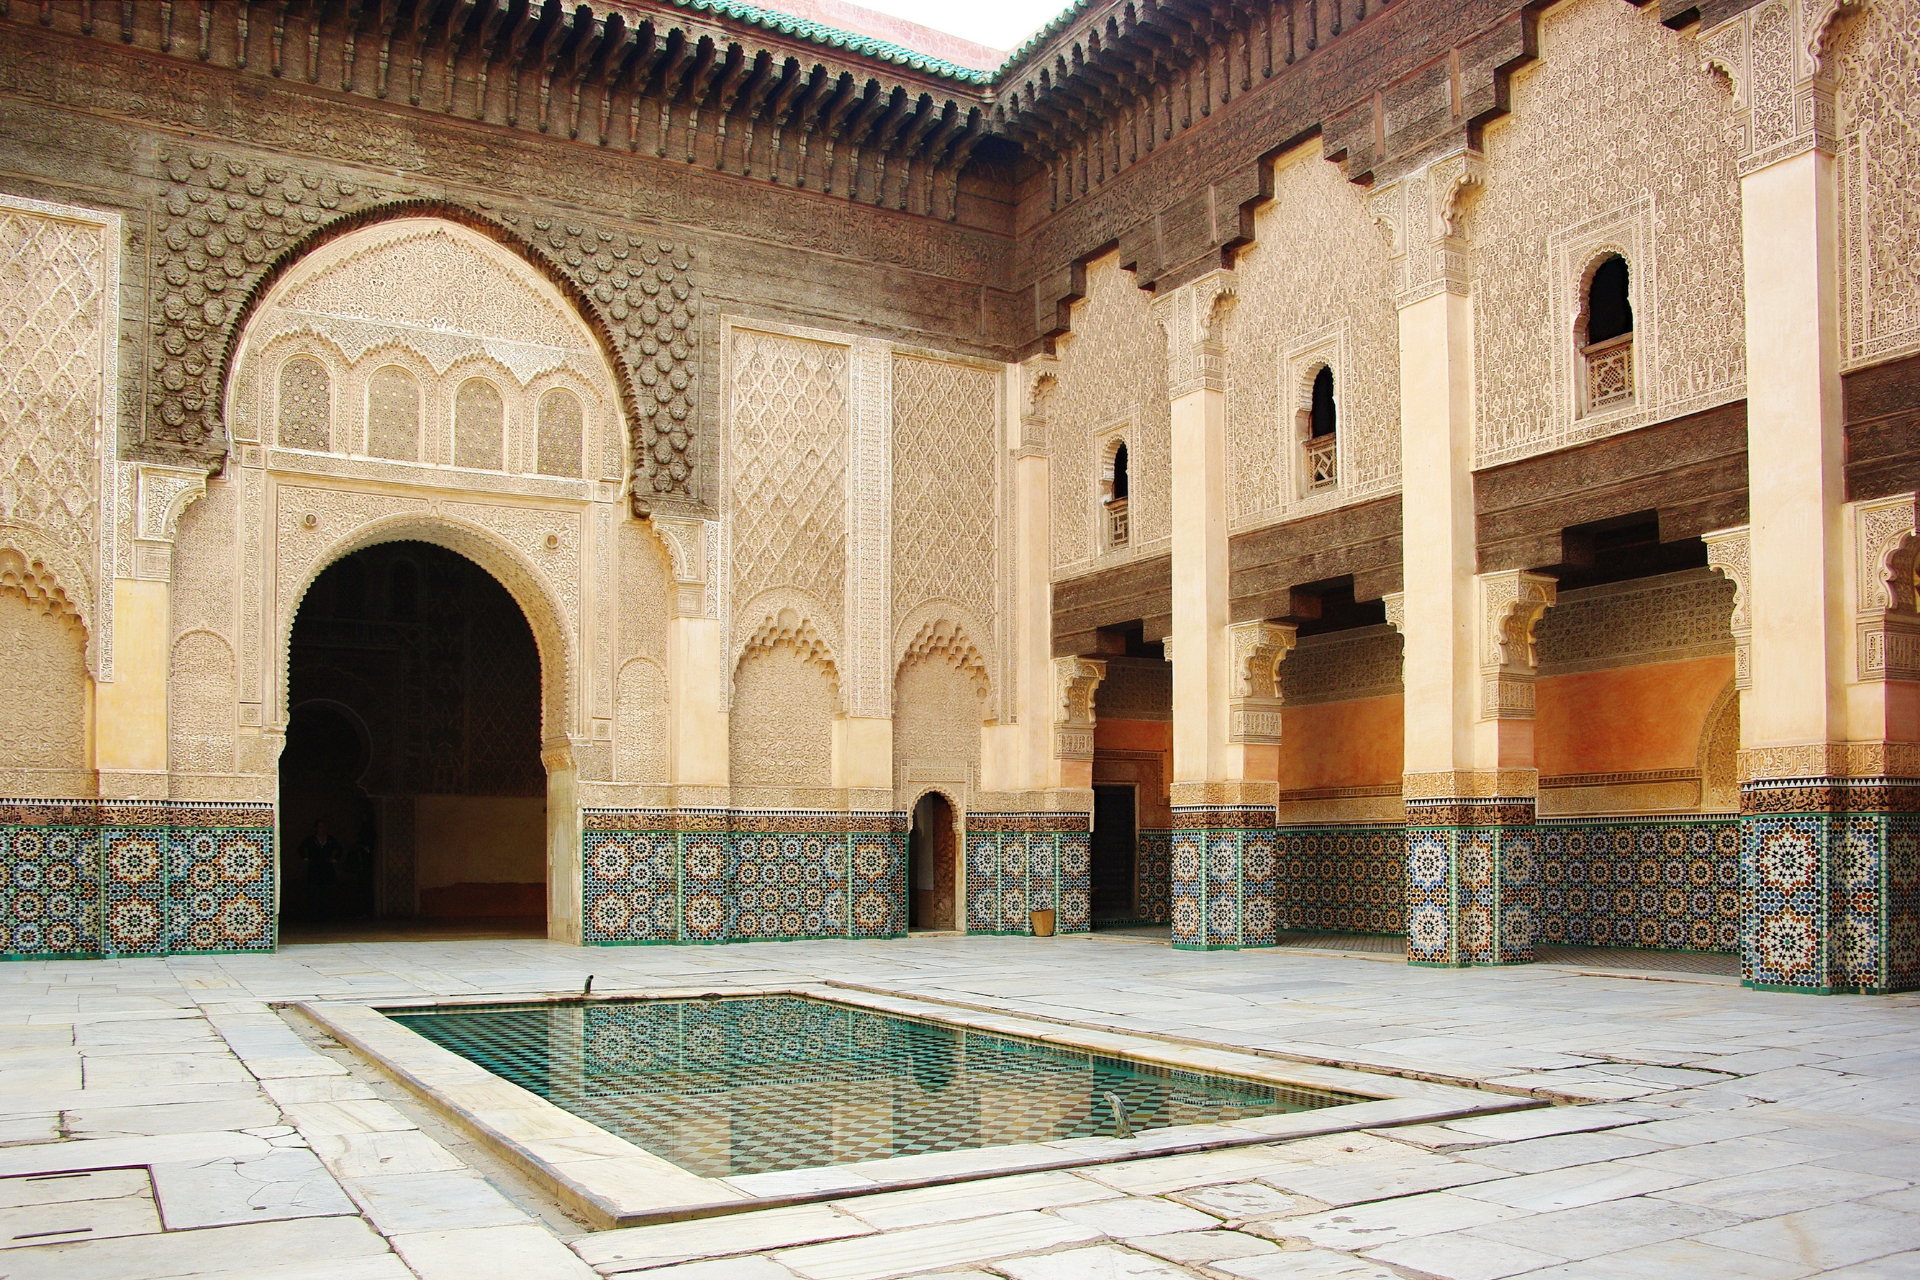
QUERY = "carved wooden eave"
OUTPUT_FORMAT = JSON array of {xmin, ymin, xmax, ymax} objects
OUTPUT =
[{"xmin": 11, "ymin": 0, "xmax": 998, "ymax": 221}]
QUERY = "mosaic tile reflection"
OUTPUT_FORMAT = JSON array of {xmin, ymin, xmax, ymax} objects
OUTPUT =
[{"xmin": 394, "ymin": 996, "xmax": 1359, "ymax": 1178}]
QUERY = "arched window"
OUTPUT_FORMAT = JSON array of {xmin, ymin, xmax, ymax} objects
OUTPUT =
[
  {"xmin": 1301, "ymin": 364, "xmax": 1338, "ymax": 493},
  {"xmin": 452, "ymin": 378, "xmax": 504, "ymax": 471},
  {"xmin": 277, "ymin": 356, "xmax": 330, "ymax": 451},
  {"xmin": 366, "ymin": 365, "xmax": 420, "ymax": 460},
  {"xmin": 1101, "ymin": 437, "xmax": 1130, "ymax": 549},
  {"xmin": 537, "ymin": 388, "xmax": 584, "ymax": 479},
  {"xmin": 1581, "ymin": 254, "xmax": 1635, "ymax": 412}
]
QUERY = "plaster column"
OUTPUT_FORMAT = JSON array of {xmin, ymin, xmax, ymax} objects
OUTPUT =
[
  {"xmin": 543, "ymin": 739, "xmax": 584, "ymax": 945},
  {"xmin": 94, "ymin": 464, "xmax": 207, "ymax": 801},
  {"xmin": 1701, "ymin": 0, "xmax": 1914, "ymax": 992},
  {"xmin": 1152, "ymin": 271, "xmax": 1279, "ymax": 950},
  {"xmin": 970, "ymin": 359, "xmax": 1091, "ymax": 936},
  {"xmin": 1377, "ymin": 150, "xmax": 1540, "ymax": 966}
]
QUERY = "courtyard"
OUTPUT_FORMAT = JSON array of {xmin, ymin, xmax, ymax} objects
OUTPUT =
[{"xmin": 2, "ymin": 934, "xmax": 1916, "ymax": 1280}]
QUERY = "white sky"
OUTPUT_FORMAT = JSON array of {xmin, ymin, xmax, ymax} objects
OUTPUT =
[{"xmin": 849, "ymin": 0, "xmax": 1071, "ymax": 53}]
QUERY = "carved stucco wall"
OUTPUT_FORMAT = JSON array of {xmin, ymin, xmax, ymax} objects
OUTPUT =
[
  {"xmin": 1473, "ymin": 0, "xmax": 1745, "ymax": 467},
  {"xmin": 0, "ymin": 194, "xmax": 117, "ymax": 683},
  {"xmin": 893, "ymin": 649, "xmax": 987, "ymax": 801},
  {"xmin": 727, "ymin": 329, "xmax": 849, "ymax": 679},
  {"xmin": 1831, "ymin": 0, "xmax": 1920, "ymax": 370},
  {"xmin": 1227, "ymin": 149, "xmax": 1401, "ymax": 530},
  {"xmin": 1049, "ymin": 253, "xmax": 1170, "ymax": 576},
  {"xmin": 0, "ymin": 590, "xmax": 91, "ymax": 797},
  {"xmin": 199, "ymin": 217, "xmax": 672, "ymax": 800},
  {"xmin": 732, "ymin": 639, "xmax": 836, "ymax": 791},
  {"xmin": 891, "ymin": 353, "xmax": 998, "ymax": 713}
]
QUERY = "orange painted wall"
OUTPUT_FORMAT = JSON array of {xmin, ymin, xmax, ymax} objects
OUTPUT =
[
  {"xmin": 1535, "ymin": 655, "xmax": 1734, "ymax": 777},
  {"xmin": 1094, "ymin": 718, "xmax": 1172, "ymax": 828},
  {"xmin": 1277, "ymin": 696, "xmax": 1404, "ymax": 791}
]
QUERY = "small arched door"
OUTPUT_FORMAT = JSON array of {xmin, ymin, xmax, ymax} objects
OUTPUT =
[{"xmin": 908, "ymin": 791, "xmax": 959, "ymax": 931}]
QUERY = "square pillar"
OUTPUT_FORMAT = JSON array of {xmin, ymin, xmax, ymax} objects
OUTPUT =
[
  {"xmin": 1155, "ymin": 272, "xmax": 1281, "ymax": 949},
  {"xmin": 1379, "ymin": 150, "xmax": 1542, "ymax": 965},
  {"xmin": 1702, "ymin": 1, "xmax": 1916, "ymax": 992}
]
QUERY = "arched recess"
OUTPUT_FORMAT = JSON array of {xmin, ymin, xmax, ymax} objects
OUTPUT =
[
  {"xmin": 0, "ymin": 542, "xmax": 92, "ymax": 797},
  {"xmin": 893, "ymin": 615, "xmax": 989, "ymax": 810},
  {"xmin": 276, "ymin": 513, "xmax": 579, "ymax": 744},
  {"xmin": 731, "ymin": 605, "xmax": 842, "ymax": 791},
  {"xmin": 1699, "ymin": 678, "xmax": 1741, "ymax": 814}
]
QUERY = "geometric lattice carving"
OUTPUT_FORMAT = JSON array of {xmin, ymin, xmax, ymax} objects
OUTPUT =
[
  {"xmin": 891, "ymin": 356, "xmax": 995, "ymax": 637},
  {"xmin": 538, "ymin": 388, "xmax": 584, "ymax": 479},
  {"xmin": 1536, "ymin": 570, "xmax": 1737, "ymax": 675},
  {"xmin": 453, "ymin": 378, "xmax": 504, "ymax": 471},
  {"xmin": 366, "ymin": 365, "xmax": 420, "ymax": 461},
  {"xmin": 0, "ymin": 200, "xmax": 110, "ymax": 650},
  {"xmin": 729, "ymin": 331, "xmax": 848, "ymax": 636},
  {"xmin": 732, "ymin": 638, "xmax": 835, "ymax": 789},
  {"xmin": 276, "ymin": 356, "xmax": 331, "ymax": 451}
]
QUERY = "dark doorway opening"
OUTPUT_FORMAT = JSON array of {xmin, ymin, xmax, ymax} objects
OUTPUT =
[
  {"xmin": 1091, "ymin": 784, "xmax": 1137, "ymax": 923},
  {"xmin": 908, "ymin": 791, "xmax": 959, "ymax": 931},
  {"xmin": 280, "ymin": 541, "xmax": 546, "ymax": 941}
]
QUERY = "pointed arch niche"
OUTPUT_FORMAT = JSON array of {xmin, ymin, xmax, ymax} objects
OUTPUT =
[{"xmin": 198, "ymin": 216, "xmax": 681, "ymax": 945}]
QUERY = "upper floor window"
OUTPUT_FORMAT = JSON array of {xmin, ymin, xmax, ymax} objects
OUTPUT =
[
  {"xmin": 1581, "ymin": 254, "xmax": 1635, "ymax": 414},
  {"xmin": 1302, "ymin": 364, "xmax": 1338, "ymax": 493},
  {"xmin": 1102, "ymin": 438, "xmax": 1130, "ymax": 549}
]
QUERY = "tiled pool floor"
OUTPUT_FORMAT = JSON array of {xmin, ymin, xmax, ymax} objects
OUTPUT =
[
  {"xmin": 1, "ymin": 932, "xmax": 1916, "ymax": 1278},
  {"xmin": 392, "ymin": 996, "xmax": 1358, "ymax": 1178}
]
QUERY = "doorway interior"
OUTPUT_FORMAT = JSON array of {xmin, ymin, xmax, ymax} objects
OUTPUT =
[
  {"xmin": 280, "ymin": 541, "xmax": 547, "ymax": 941},
  {"xmin": 908, "ymin": 791, "xmax": 959, "ymax": 931},
  {"xmin": 1091, "ymin": 783, "xmax": 1137, "ymax": 926}
]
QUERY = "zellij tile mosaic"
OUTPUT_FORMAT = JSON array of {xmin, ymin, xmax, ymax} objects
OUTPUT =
[{"xmin": 391, "ymin": 996, "xmax": 1360, "ymax": 1178}]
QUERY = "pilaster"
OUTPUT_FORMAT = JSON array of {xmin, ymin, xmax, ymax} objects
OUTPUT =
[
  {"xmin": 652, "ymin": 515, "xmax": 729, "ymax": 791},
  {"xmin": 1704, "ymin": 1, "xmax": 1912, "ymax": 992},
  {"xmin": 1379, "ymin": 150, "xmax": 1539, "ymax": 965},
  {"xmin": 95, "ymin": 464, "xmax": 207, "ymax": 801}
]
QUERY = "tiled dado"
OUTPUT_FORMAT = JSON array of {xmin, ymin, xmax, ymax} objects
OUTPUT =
[
  {"xmin": 1170, "ymin": 807, "xmax": 1277, "ymax": 951},
  {"xmin": 964, "ymin": 813, "xmax": 1091, "ymax": 936},
  {"xmin": 581, "ymin": 810, "xmax": 907, "ymax": 945},
  {"xmin": 1, "ymin": 800, "xmax": 275, "ymax": 960},
  {"xmin": 1537, "ymin": 817, "xmax": 1741, "ymax": 954},
  {"xmin": 1274, "ymin": 827, "xmax": 1407, "ymax": 936},
  {"xmin": 1742, "ymin": 779, "xmax": 1920, "ymax": 995},
  {"xmin": 1404, "ymin": 799, "xmax": 1538, "ymax": 967},
  {"xmin": 1135, "ymin": 830, "xmax": 1172, "ymax": 924}
]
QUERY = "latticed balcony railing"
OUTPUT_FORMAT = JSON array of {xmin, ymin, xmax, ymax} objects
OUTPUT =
[
  {"xmin": 1583, "ymin": 334, "xmax": 1634, "ymax": 412},
  {"xmin": 1106, "ymin": 498, "xmax": 1129, "ymax": 547},
  {"xmin": 1305, "ymin": 435, "xmax": 1338, "ymax": 491}
]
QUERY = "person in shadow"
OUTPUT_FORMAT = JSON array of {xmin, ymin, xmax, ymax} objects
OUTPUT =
[{"xmin": 298, "ymin": 819, "xmax": 344, "ymax": 920}]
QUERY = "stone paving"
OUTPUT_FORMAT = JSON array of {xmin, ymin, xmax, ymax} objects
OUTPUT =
[{"xmin": 1, "ymin": 933, "xmax": 1917, "ymax": 1279}]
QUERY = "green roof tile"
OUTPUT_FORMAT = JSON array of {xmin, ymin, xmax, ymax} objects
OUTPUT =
[{"xmin": 660, "ymin": 0, "xmax": 1000, "ymax": 85}]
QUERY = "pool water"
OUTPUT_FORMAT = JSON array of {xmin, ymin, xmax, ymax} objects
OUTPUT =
[{"xmin": 390, "ymin": 996, "xmax": 1361, "ymax": 1178}]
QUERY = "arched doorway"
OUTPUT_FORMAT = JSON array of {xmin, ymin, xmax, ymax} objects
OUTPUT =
[
  {"xmin": 908, "ymin": 791, "xmax": 959, "ymax": 931},
  {"xmin": 280, "ymin": 541, "xmax": 546, "ymax": 938}
]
